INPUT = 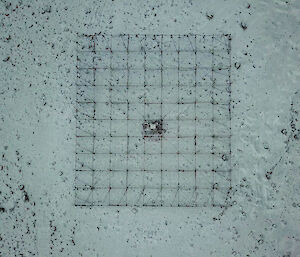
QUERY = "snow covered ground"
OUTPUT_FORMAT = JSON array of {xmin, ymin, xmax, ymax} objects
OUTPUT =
[{"xmin": 0, "ymin": 0, "xmax": 300, "ymax": 256}]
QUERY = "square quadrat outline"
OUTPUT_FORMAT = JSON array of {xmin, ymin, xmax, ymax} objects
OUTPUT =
[{"xmin": 74, "ymin": 33, "xmax": 232, "ymax": 207}]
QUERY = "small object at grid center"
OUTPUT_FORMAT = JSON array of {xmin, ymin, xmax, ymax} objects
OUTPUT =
[{"xmin": 143, "ymin": 119, "xmax": 165, "ymax": 139}]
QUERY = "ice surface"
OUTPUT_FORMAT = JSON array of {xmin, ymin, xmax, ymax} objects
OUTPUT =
[{"xmin": 0, "ymin": 0, "xmax": 300, "ymax": 256}]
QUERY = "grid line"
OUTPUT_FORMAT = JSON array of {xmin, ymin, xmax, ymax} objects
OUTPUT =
[
  {"xmin": 211, "ymin": 36, "xmax": 215, "ymax": 205},
  {"xmin": 143, "ymin": 35, "xmax": 146, "ymax": 206},
  {"xmin": 126, "ymin": 35, "xmax": 129, "ymax": 205},
  {"xmin": 177, "ymin": 35, "xmax": 180, "ymax": 205},
  {"xmin": 194, "ymin": 35, "xmax": 197, "ymax": 206},
  {"xmin": 160, "ymin": 35, "xmax": 163, "ymax": 206}
]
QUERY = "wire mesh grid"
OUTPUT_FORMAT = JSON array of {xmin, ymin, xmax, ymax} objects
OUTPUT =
[{"xmin": 75, "ymin": 34, "xmax": 232, "ymax": 207}]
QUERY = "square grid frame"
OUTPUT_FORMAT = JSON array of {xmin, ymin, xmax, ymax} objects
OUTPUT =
[{"xmin": 75, "ymin": 33, "xmax": 232, "ymax": 207}]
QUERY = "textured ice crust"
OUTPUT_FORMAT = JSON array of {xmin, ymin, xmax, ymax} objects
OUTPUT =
[{"xmin": 0, "ymin": 0, "xmax": 300, "ymax": 256}]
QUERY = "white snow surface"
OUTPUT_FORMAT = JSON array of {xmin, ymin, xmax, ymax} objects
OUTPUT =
[{"xmin": 0, "ymin": 0, "xmax": 300, "ymax": 256}]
